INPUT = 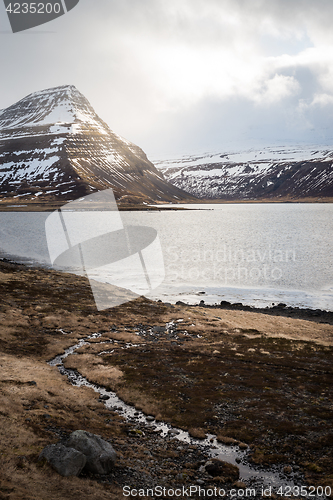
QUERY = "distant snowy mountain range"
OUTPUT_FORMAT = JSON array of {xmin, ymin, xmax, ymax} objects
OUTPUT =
[
  {"xmin": 0, "ymin": 85, "xmax": 190, "ymax": 205},
  {"xmin": 155, "ymin": 145, "xmax": 333, "ymax": 200}
]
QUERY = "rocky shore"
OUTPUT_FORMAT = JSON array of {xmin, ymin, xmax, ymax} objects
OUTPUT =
[{"xmin": 0, "ymin": 258, "xmax": 332, "ymax": 500}]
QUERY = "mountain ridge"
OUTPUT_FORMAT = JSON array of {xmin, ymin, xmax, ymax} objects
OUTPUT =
[{"xmin": 155, "ymin": 145, "xmax": 333, "ymax": 201}]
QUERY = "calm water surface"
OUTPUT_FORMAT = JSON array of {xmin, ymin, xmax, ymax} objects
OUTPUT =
[{"xmin": 0, "ymin": 204, "xmax": 332, "ymax": 311}]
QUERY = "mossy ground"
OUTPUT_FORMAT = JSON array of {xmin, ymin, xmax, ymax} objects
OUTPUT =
[{"xmin": 101, "ymin": 326, "xmax": 333, "ymax": 488}]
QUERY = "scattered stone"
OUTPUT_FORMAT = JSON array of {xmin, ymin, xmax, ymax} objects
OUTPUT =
[
  {"xmin": 196, "ymin": 479, "xmax": 205, "ymax": 485},
  {"xmin": 99, "ymin": 394, "xmax": 110, "ymax": 401},
  {"xmin": 152, "ymin": 326, "xmax": 166, "ymax": 334},
  {"xmin": 27, "ymin": 381, "xmax": 37, "ymax": 386},
  {"xmin": 38, "ymin": 443, "xmax": 86, "ymax": 477},
  {"xmin": 146, "ymin": 416, "xmax": 155, "ymax": 422},
  {"xmin": 66, "ymin": 430, "xmax": 117, "ymax": 474},
  {"xmin": 176, "ymin": 472, "xmax": 187, "ymax": 480}
]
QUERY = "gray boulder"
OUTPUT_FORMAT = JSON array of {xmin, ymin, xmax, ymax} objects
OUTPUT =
[
  {"xmin": 66, "ymin": 430, "xmax": 117, "ymax": 474},
  {"xmin": 38, "ymin": 443, "xmax": 86, "ymax": 477}
]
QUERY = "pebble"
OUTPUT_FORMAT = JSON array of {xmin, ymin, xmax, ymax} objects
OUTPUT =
[{"xmin": 99, "ymin": 395, "xmax": 110, "ymax": 401}]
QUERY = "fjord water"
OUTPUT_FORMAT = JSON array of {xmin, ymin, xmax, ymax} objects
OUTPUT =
[
  {"xmin": 0, "ymin": 203, "xmax": 332, "ymax": 311},
  {"xmin": 122, "ymin": 203, "xmax": 333, "ymax": 311}
]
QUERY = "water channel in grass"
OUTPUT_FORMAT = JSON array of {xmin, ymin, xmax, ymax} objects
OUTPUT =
[{"xmin": 48, "ymin": 333, "xmax": 302, "ymax": 492}]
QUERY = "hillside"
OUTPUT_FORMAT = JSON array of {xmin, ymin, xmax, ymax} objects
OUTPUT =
[{"xmin": 155, "ymin": 146, "xmax": 333, "ymax": 201}]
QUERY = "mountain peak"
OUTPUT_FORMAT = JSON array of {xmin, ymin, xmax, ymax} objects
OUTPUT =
[
  {"xmin": 27, "ymin": 84, "xmax": 78, "ymax": 97},
  {"xmin": 0, "ymin": 85, "xmax": 107, "ymax": 135}
]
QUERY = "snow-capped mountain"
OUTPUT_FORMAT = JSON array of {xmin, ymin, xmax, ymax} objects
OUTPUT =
[
  {"xmin": 155, "ymin": 146, "xmax": 333, "ymax": 200},
  {"xmin": 0, "ymin": 85, "xmax": 190, "ymax": 204}
]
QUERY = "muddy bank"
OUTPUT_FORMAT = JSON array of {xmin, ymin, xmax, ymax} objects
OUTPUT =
[{"xmin": 0, "ymin": 259, "xmax": 332, "ymax": 499}]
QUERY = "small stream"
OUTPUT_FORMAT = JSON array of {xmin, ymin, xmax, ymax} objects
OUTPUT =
[{"xmin": 49, "ymin": 333, "xmax": 302, "ymax": 492}]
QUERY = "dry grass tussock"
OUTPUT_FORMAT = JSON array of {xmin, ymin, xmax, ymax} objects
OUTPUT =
[
  {"xmin": 115, "ymin": 385, "xmax": 164, "ymax": 419},
  {"xmin": 63, "ymin": 353, "xmax": 123, "ymax": 387}
]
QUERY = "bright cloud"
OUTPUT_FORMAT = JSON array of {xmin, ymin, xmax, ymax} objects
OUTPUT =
[{"xmin": 1, "ymin": 0, "xmax": 333, "ymax": 156}]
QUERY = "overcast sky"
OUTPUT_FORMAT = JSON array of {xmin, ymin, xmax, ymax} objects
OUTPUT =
[{"xmin": 1, "ymin": 0, "xmax": 333, "ymax": 158}]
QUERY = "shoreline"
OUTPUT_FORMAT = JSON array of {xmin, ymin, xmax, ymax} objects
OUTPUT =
[
  {"xmin": 0, "ymin": 196, "xmax": 332, "ymax": 212},
  {"xmin": 0, "ymin": 258, "xmax": 332, "ymax": 499},
  {"xmin": 1, "ymin": 257, "xmax": 332, "ymax": 322}
]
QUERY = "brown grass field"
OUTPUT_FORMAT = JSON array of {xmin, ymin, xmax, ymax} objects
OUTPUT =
[{"xmin": 0, "ymin": 259, "xmax": 332, "ymax": 499}]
